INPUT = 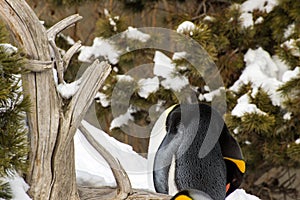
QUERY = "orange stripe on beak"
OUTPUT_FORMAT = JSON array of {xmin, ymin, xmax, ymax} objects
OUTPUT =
[{"xmin": 226, "ymin": 183, "xmax": 230, "ymax": 193}]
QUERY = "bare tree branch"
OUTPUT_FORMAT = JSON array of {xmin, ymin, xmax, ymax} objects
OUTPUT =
[
  {"xmin": 78, "ymin": 123, "xmax": 132, "ymax": 199},
  {"xmin": 67, "ymin": 60, "xmax": 111, "ymax": 137},
  {"xmin": 49, "ymin": 39, "xmax": 64, "ymax": 84},
  {"xmin": 63, "ymin": 40, "xmax": 82, "ymax": 72},
  {"xmin": 25, "ymin": 59, "xmax": 53, "ymax": 72},
  {"xmin": 47, "ymin": 14, "xmax": 83, "ymax": 42}
]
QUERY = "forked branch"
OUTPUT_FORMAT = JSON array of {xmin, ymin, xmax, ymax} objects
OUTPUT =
[{"xmin": 78, "ymin": 123, "xmax": 132, "ymax": 200}]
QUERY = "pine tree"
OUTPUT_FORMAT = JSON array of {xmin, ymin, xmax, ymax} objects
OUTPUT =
[
  {"xmin": 214, "ymin": 0, "xmax": 300, "ymax": 198},
  {"xmin": 46, "ymin": 0, "xmax": 299, "ymax": 197},
  {"xmin": 0, "ymin": 22, "xmax": 29, "ymax": 199},
  {"xmin": 92, "ymin": 0, "xmax": 300, "ymax": 198}
]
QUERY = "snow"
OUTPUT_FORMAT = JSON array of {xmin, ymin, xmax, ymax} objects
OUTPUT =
[
  {"xmin": 283, "ymin": 112, "xmax": 292, "ymax": 120},
  {"xmin": 281, "ymin": 39, "xmax": 300, "ymax": 57},
  {"xmin": 172, "ymin": 51, "xmax": 187, "ymax": 60},
  {"xmin": 95, "ymin": 92, "xmax": 110, "ymax": 107},
  {"xmin": 138, "ymin": 77, "xmax": 159, "ymax": 98},
  {"xmin": 153, "ymin": 51, "xmax": 175, "ymax": 77},
  {"xmin": 75, "ymin": 120, "xmax": 151, "ymax": 189},
  {"xmin": 110, "ymin": 106, "xmax": 137, "ymax": 130},
  {"xmin": 0, "ymin": 43, "xmax": 18, "ymax": 54},
  {"xmin": 153, "ymin": 51, "xmax": 189, "ymax": 92},
  {"xmin": 241, "ymin": 0, "xmax": 278, "ymax": 13},
  {"xmin": 7, "ymin": 119, "xmax": 260, "ymax": 200},
  {"xmin": 203, "ymin": 15, "xmax": 215, "ymax": 22},
  {"xmin": 116, "ymin": 74, "xmax": 134, "ymax": 82},
  {"xmin": 254, "ymin": 16, "xmax": 264, "ymax": 25},
  {"xmin": 177, "ymin": 21, "xmax": 196, "ymax": 36},
  {"xmin": 226, "ymin": 189, "xmax": 260, "ymax": 200},
  {"xmin": 4, "ymin": 2, "xmax": 287, "ymax": 199},
  {"xmin": 201, "ymin": 87, "xmax": 225, "ymax": 102},
  {"xmin": 282, "ymin": 67, "xmax": 300, "ymax": 82},
  {"xmin": 57, "ymin": 79, "xmax": 81, "ymax": 99},
  {"xmin": 78, "ymin": 26, "xmax": 150, "ymax": 65},
  {"xmin": 284, "ymin": 23, "xmax": 295, "ymax": 39},
  {"xmin": 104, "ymin": 9, "xmax": 118, "ymax": 32},
  {"xmin": 123, "ymin": 26, "xmax": 151, "ymax": 42},
  {"xmin": 240, "ymin": 0, "xmax": 278, "ymax": 28},
  {"xmin": 231, "ymin": 94, "xmax": 267, "ymax": 117},
  {"xmin": 230, "ymin": 47, "xmax": 288, "ymax": 106},
  {"xmin": 2, "ymin": 173, "xmax": 31, "ymax": 200},
  {"xmin": 78, "ymin": 37, "xmax": 120, "ymax": 65}
]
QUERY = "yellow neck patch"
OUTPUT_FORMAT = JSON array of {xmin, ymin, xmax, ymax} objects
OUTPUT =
[
  {"xmin": 224, "ymin": 157, "xmax": 246, "ymax": 173},
  {"xmin": 175, "ymin": 194, "xmax": 193, "ymax": 200}
]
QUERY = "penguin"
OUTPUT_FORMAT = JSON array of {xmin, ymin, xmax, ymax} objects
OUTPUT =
[{"xmin": 150, "ymin": 103, "xmax": 245, "ymax": 200}]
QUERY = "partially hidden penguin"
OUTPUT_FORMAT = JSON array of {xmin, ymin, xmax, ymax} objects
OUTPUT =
[{"xmin": 148, "ymin": 103, "xmax": 245, "ymax": 200}]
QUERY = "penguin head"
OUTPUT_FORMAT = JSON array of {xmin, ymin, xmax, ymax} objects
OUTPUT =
[
  {"xmin": 171, "ymin": 189, "xmax": 213, "ymax": 200},
  {"xmin": 153, "ymin": 103, "xmax": 246, "ymax": 199}
]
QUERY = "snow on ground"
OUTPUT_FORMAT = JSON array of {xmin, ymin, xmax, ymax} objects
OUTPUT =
[
  {"xmin": 6, "ymin": 120, "xmax": 260, "ymax": 200},
  {"xmin": 1, "ymin": 173, "xmax": 31, "ymax": 200},
  {"xmin": 7, "ymin": 175, "xmax": 31, "ymax": 200},
  {"xmin": 75, "ymin": 120, "xmax": 150, "ymax": 189},
  {"xmin": 75, "ymin": 120, "xmax": 260, "ymax": 199},
  {"xmin": 226, "ymin": 189, "xmax": 260, "ymax": 200}
]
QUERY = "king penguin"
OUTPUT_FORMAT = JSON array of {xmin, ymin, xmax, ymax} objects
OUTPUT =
[{"xmin": 149, "ymin": 103, "xmax": 245, "ymax": 200}]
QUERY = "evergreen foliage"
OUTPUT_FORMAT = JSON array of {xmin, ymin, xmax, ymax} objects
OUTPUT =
[
  {"xmin": 94, "ymin": 11, "xmax": 162, "ymax": 151},
  {"xmin": 43, "ymin": 0, "xmax": 299, "ymax": 198},
  {"xmin": 92, "ymin": 0, "xmax": 300, "ymax": 198},
  {"xmin": 0, "ymin": 181, "xmax": 11, "ymax": 200},
  {"xmin": 0, "ymin": 22, "xmax": 29, "ymax": 199}
]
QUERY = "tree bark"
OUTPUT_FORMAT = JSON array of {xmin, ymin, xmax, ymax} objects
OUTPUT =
[{"xmin": 0, "ymin": 1, "xmax": 111, "ymax": 199}]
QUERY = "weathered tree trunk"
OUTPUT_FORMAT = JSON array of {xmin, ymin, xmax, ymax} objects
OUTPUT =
[{"xmin": 0, "ymin": 1, "xmax": 111, "ymax": 199}]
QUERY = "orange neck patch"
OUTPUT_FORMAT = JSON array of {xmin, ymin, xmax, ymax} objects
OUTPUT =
[
  {"xmin": 223, "ymin": 157, "xmax": 246, "ymax": 173},
  {"xmin": 175, "ymin": 194, "xmax": 193, "ymax": 200}
]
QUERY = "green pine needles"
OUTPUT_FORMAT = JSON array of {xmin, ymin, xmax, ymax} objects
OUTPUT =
[{"xmin": 0, "ymin": 23, "xmax": 29, "ymax": 199}]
